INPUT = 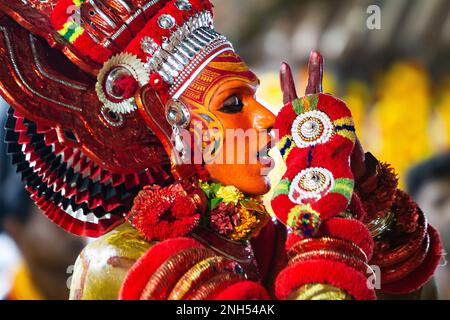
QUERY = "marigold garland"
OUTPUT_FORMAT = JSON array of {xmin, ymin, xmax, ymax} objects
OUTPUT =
[{"xmin": 200, "ymin": 180, "xmax": 269, "ymax": 242}]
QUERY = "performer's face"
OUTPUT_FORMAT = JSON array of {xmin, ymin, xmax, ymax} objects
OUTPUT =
[{"xmin": 179, "ymin": 52, "xmax": 275, "ymax": 195}]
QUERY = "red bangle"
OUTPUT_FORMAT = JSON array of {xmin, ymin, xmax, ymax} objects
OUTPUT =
[
  {"xmin": 184, "ymin": 272, "xmax": 244, "ymax": 300},
  {"xmin": 167, "ymin": 256, "xmax": 244, "ymax": 300},
  {"xmin": 120, "ymin": 237, "xmax": 203, "ymax": 300},
  {"xmin": 288, "ymin": 237, "xmax": 368, "ymax": 263},
  {"xmin": 317, "ymin": 218, "xmax": 374, "ymax": 260},
  {"xmin": 380, "ymin": 233, "xmax": 430, "ymax": 284},
  {"xmin": 371, "ymin": 209, "xmax": 427, "ymax": 268},
  {"xmin": 275, "ymin": 259, "xmax": 376, "ymax": 300},
  {"xmin": 289, "ymin": 250, "xmax": 371, "ymax": 276},
  {"xmin": 380, "ymin": 224, "xmax": 443, "ymax": 294},
  {"xmin": 140, "ymin": 247, "xmax": 215, "ymax": 300}
]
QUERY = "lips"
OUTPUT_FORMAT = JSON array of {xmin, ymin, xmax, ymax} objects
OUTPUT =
[{"xmin": 256, "ymin": 135, "xmax": 275, "ymax": 168}]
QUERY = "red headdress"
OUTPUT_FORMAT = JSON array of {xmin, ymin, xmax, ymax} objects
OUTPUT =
[{"xmin": 0, "ymin": 0, "xmax": 235, "ymax": 236}]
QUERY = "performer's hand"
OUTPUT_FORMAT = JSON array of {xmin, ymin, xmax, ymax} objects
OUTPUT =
[
  {"xmin": 280, "ymin": 52, "xmax": 367, "ymax": 180},
  {"xmin": 280, "ymin": 51, "xmax": 324, "ymax": 105}
]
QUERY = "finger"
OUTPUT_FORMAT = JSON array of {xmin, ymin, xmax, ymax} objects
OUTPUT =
[
  {"xmin": 280, "ymin": 62, "xmax": 298, "ymax": 104},
  {"xmin": 305, "ymin": 51, "xmax": 324, "ymax": 95}
]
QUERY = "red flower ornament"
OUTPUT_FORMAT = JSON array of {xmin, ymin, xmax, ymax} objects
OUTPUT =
[{"xmin": 126, "ymin": 184, "xmax": 200, "ymax": 241}]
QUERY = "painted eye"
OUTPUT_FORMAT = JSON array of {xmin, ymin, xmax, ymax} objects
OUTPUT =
[{"xmin": 219, "ymin": 96, "xmax": 244, "ymax": 114}]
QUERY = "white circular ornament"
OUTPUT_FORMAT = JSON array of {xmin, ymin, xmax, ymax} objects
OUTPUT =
[
  {"xmin": 158, "ymin": 14, "xmax": 176, "ymax": 29},
  {"xmin": 291, "ymin": 110, "xmax": 334, "ymax": 148},
  {"xmin": 96, "ymin": 53, "xmax": 149, "ymax": 114},
  {"xmin": 289, "ymin": 167, "xmax": 334, "ymax": 204}
]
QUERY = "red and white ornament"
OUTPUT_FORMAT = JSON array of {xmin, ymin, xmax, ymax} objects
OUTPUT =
[
  {"xmin": 289, "ymin": 167, "xmax": 334, "ymax": 204},
  {"xmin": 96, "ymin": 53, "xmax": 149, "ymax": 114}
]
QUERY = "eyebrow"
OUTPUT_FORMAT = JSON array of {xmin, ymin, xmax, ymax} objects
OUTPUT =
[{"xmin": 214, "ymin": 77, "xmax": 260, "ymax": 97}]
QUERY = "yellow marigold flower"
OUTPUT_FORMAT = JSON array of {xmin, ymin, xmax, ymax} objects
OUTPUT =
[
  {"xmin": 229, "ymin": 208, "xmax": 269, "ymax": 242},
  {"xmin": 230, "ymin": 208, "xmax": 258, "ymax": 241},
  {"xmin": 216, "ymin": 185, "xmax": 244, "ymax": 205}
]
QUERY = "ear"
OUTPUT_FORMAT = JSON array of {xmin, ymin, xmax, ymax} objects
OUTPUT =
[{"xmin": 137, "ymin": 85, "xmax": 196, "ymax": 180}]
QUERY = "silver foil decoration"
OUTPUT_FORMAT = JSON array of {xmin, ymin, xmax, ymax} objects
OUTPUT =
[
  {"xmin": 175, "ymin": 0, "xmax": 192, "ymax": 11},
  {"xmin": 158, "ymin": 14, "xmax": 176, "ymax": 29},
  {"xmin": 140, "ymin": 11, "xmax": 233, "ymax": 92}
]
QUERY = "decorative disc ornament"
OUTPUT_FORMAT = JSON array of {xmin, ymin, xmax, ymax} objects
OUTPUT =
[
  {"xmin": 158, "ymin": 14, "xmax": 176, "ymax": 29},
  {"xmin": 291, "ymin": 110, "xmax": 334, "ymax": 148},
  {"xmin": 165, "ymin": 99, "xmax": 191, "ymax": 128},
  {"xmin": 289, "ymin": 167, "xmax": 334, "ymax": 204},
  {"xmin": 96, "ymin": 53, "xmax": 149, "ymax": 114}
]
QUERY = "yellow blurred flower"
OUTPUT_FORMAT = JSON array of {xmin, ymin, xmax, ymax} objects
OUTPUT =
[
  {"xmin": 343, "ymin": 80, "xmax": 370, "ymax": 142},
  {"xmin": 371, "ymin": 61, "xmax": 432, "ymax": 187},
  {"xmin": 434, "ymin": 78, "xmax": 450, "ymax": 150}
]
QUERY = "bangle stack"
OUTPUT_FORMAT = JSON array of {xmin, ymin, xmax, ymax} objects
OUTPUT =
[{"xmin": 276, "ymin": 236, "xmax": 376, "ymax": 300}]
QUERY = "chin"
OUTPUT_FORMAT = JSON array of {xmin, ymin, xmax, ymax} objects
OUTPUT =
[
  {"xmin": 205, "ymin": 163, "xmax": 272, "ymax": 195},
  {"xmin": 234, "ymin": 175, "xmax": 271, "ymax": 196}
]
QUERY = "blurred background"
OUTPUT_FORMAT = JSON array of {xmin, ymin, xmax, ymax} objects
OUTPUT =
[
  {"xmin": 0, "ymin": 101, "xmax": 86, "ymax": 300},
  {"xmin": 1, "ymin": 0, "xmax": 450, "ymax": 299}
]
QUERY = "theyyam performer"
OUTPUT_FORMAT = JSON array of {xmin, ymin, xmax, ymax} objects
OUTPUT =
[{"xmin": 0, "ymin": 0, "xmax": 443, "ymax": 300}]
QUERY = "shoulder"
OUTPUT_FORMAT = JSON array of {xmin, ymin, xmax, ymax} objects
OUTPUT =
[{"xmin": 69, "ymin": 223, "xmax": 155, "ymax": 300}]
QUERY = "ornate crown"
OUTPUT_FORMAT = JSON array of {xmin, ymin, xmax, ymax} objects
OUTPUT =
[{"xmin": 50, "ymin": 0, "xmax": 234, "ymax": 113}]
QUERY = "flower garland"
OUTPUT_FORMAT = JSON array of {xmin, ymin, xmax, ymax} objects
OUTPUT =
[
  {"xmin": 199, "ymin": 181, "xmax": 269, "ymax": 242},
  {"xmin": 126, "ymin": 178, "xmax": 269, "ymax": 243}
]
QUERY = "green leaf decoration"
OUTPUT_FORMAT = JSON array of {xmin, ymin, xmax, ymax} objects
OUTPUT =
[
  {"xmin": 210, "ymin": 197, "xmax": 223, "ymax": 210},
  {"xmin": 211, "ymin": 183, "xmax": 221, "ymax": 195}
]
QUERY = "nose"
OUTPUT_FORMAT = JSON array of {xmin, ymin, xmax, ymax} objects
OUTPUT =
[{"xmin": 251, "ymin": 100, "xmax": 276, "ymax": 131}]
